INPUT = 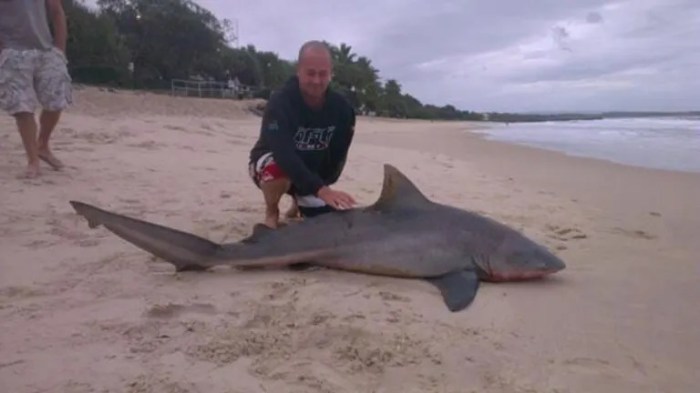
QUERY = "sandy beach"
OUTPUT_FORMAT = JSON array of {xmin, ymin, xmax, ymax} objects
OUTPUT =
[{"xmin": 1, "ymin": 86, "xmax": 698, "ymax": 392}]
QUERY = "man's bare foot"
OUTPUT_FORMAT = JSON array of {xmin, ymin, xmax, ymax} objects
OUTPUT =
[
  {"xmin": 17, "ymin": 162, "xmax": 41, "ymax": 179},
  {"xmin": 284, "ymin": 202, "xmax": 300, "ymax": 219},
  {"xmin": 37, "ymin": 149, "xmax": 64, "ymax": 170},
  {"xmin": 263, "ymin": 207, "xmax": 280, "ymax": 229}
]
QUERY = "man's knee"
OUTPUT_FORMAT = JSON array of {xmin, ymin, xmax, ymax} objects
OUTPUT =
[
  {"xmin": 13, "ymin": 112, "xmax": 36, "ymax": 128},
  {"xmin": 13, "ymin": 111, "xmax": 34, "ymax": 120},
  {"xmin": 260, "ymin": 177, "xmax": 291, "ymax": 198},
  {"xmin": 250, "ymin": 153, "xmax": 293, "ymax": 197}
]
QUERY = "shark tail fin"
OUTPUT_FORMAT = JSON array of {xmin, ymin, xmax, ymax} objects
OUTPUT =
[{"xmin": 69, "ymin": 201, "xmax": 220, "ymax": 272}]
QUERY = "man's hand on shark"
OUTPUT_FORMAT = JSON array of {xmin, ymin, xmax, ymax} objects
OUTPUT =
[{"xmin": 317, "ymin": 186, "xmax": 356, "ymax": 210}]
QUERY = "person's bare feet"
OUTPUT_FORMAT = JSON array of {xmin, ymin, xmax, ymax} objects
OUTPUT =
[
  {"xmin": 264, "ymin": 207, "xmax": 280, "ymax": 229},
  {"xmin": 17, "ymin": 162, "xmax": 41, "ymax": 179},
  {"xmin": 37, "ymin": 148, "xmax": 64, "ymax": 170},
  {"xmin": 284, "ymin": 201, "xmax": 300, "ymax": 220}
]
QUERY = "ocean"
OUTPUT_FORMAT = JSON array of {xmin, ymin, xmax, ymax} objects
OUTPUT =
[{"xmin": 474, "ymin": 117, "xmax": 700, "ymax": 174}]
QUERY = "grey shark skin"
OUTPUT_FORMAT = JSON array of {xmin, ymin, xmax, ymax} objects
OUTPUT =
[{"xmin": 69, "ymin": 164, "xmax": 566, "ymax": 312}]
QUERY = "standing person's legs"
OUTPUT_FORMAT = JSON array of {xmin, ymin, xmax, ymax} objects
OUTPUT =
[
  {"xmin": 0, "ymin": 49, "xmax": 42, "ymax": 178},
  {"xmin": 34, "ymin": 48, "xmax": 72, "ymax": 170},
  {"xmin": 0, "ymin": 48, "xmax": 71, "ymax": 177}
]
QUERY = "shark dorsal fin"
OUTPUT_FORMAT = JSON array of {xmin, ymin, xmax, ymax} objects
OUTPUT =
[{"xmin": 369, "ymin": 164, "xmax": 432, "ymax": 211}]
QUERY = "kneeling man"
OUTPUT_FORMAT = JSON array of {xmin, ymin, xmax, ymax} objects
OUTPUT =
[{"xmin": 248, "ymin": 40, "xmax": 356, "ymax": 228}]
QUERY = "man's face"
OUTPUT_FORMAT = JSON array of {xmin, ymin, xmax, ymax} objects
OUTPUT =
[{"xmin": 296, "ymin": 49, "xmax": 332, "ymax": 100}]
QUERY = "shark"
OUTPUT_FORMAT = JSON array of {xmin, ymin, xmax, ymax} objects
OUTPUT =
[{"xmin": 69, "ymin": 164, "xmax": 566, "ymax": 312}]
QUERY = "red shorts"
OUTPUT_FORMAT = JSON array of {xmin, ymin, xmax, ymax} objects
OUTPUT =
[
  {"xmin": 248, "ymin": 152, "xmax": 334, "ymax": 216},
  {"xmin": 249, "ymin": 152, "xmax": 288, "ymax": 187}
]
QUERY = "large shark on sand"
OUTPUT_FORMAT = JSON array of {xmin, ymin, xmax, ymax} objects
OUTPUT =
[{"xmin": 69, "ymin": 164, "xmax": 566, "ymax": 312}]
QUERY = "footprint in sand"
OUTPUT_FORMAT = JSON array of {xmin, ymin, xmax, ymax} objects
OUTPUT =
[
  {"xmin": 440, "ymin": 161, "xmax": 454, "ymax": 169},
  {"xmin": 263, "ymin": 278, "xmax": 309, "ymax": 302},
  {"xmin": 563, "ymin": 357, "xmax": 610, "ymax": 367},
  {"xmin": 116, "ymin": 198, "xmax": 139, "ymax": 205},
  {"xmin": 612, "ymin": 227, "xmax": 657, "ymax": 240},
  {"xmin": 45, "ymin": 216, "xmax": 96, "ymax": 247},
  {"xmin": 227, "ymin": 138, "xmax": 246, "ymax": 146},
  {"xmin": 545, "ymin": 224, "xmax": 588, "ymax": 242},
  {"xmin": 378, "ymin": 290, "xmax": 411, "ymax": 303},
  {"xmin": 74, "ymin": 129, "xmax": 130, "ymax": 144},
  {"xmin": 0, "ymin": 359, "xmax": 25, "ymax": 370},
  {"xmin": 71, "ymin": 146, "xmax": 96, "ymax": 153},
  {"xmin": 542, "ymin": 224, "xmax": 588, "ymax": 251},
  {"xmin": 561, "ymin": 356, "xmax": 617, "ymax": 376},
  {"xmin": 0, "ymin": 285, "xmax": 47, "ymax": 300},
  {"xmin": 23, "ymin": 239, "xmax": 56, "ymax": 248},
  {"xmin": 127, "ymin": 140, "xmax": 162, "ymax": 150},
  {"xmin": 144, "ymin": 302, "xmax": 217, "ymax": 319}
]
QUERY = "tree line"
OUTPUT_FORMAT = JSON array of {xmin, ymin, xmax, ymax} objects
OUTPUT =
[
  {"xmin": 62, "ymin": 0, "xmax": 619, "ymax": 122},
  {"xmin": 60, "ymin": 0, "xmax": 486, "ymax": 120}
]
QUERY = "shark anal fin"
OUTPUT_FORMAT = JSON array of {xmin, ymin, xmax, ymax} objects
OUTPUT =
[{"xmin": 425, "ymin": 269, "xmax": 480, "ymax": 312}]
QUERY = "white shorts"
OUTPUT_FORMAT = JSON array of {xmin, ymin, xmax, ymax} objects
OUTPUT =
[{"xmin": 0, "ymin": 47, "xmax": 73, "ymax": 114}]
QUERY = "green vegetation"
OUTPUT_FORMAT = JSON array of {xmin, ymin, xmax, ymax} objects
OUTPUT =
[{"xmin": 62, "ymin": 0, "xmax": 698, "ymax": 122}]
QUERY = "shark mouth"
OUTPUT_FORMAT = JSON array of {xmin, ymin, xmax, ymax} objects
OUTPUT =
[{"xmin": 474, "ymin": 256, "xmax": 561, "ymax": 282}]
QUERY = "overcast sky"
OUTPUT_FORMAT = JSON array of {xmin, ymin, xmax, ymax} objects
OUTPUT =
[{"xmin": 84, "ymin": 0, "xmax": 699, "ymax": 113}]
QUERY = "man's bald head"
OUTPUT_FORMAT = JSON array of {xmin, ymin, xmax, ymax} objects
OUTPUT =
[
  {"xmin": 296, "ymin": 40, "xmax": 333, "ymax": 104},
  {"xmin": 297, "ymin": 40, "xmax": 333, "ymax": 65}
]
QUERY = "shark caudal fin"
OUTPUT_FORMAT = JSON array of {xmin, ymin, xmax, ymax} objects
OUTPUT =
[{"xmin": 69, "ymin": 201, "xmax": 219, "ymax": 271}]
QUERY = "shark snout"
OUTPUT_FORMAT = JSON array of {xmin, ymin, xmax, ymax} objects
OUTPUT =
[
  {"xmin": 484, "ymin": 245, "xmax": 567, "ymax": 282},
  {"xmin": 540, "ymin": 249, "xmax": 566, "ymax": 273}
]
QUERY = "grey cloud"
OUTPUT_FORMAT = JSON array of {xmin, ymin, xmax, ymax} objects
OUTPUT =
[
  {"xmin": 551, "ymin": 25, "xmax": 571, "ymax": 52},
  {"xmin": 586, "ymin": 11, "xmax": 603, "ymax": 24},
  {"xmin": 356, "ymin": 0, "xmax": 611, "ymax": 69}
]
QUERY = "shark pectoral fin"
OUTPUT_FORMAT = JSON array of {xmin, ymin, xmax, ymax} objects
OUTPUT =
[{"xmin": 425, "ymin": 269, "xmax": 480, "ymax": 312}]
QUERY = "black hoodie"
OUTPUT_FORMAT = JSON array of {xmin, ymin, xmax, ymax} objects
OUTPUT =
[{"xmin": 249, "ymin": 76, "xmax": 356, "ymax": 196}]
